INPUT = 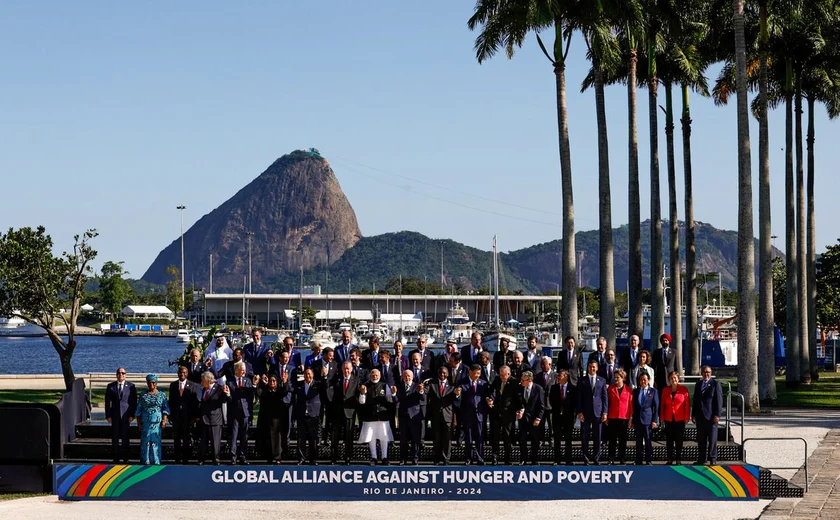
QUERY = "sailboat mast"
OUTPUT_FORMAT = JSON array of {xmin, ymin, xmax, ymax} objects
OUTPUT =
[{"xmin": 493, "ymin": 235, "xmax": 500, "ymax": 330}]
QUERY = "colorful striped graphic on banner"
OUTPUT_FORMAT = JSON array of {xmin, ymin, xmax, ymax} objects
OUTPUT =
[
  {"xmin": 671, "ymin": 465, "xmax": 759, "ymax": 498},
  {"xmin": 55, "ymin": 464, "xmax": 166, "ymax": 498}
]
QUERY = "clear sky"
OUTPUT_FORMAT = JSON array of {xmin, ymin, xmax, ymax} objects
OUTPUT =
[{"xmin": 1, "ymin": 2, "xmax": 836, "ymax": 279}]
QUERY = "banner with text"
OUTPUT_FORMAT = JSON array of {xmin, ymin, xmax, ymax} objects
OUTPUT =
[{"xmin": 54, "ymin": 464, "xmax": 759, "ymax": 501}]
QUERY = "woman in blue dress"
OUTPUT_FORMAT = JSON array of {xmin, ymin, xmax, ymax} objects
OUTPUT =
[{"xmin": 137, "ymin": 373, "xmax": 170, "ymax": 465}]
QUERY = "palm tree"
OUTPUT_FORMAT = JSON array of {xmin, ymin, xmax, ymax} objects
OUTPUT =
[
  {"xmin": 733, "ymin": 0, "xmax": 759, "ymax": 412},
  {"xmin": 468, "ymin": 0, "xmax": 578, "ymax": 341}
]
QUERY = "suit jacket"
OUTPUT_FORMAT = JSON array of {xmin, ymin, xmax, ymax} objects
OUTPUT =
[
  {"xmin": 598, "ymin": 363, "xmax": 619, "ymax": 386},
  {"xmin": 377, "ymin": 362, "xmax": 399, "ymax": 387},
  {"xmin": 519, "ymin": 384, "xmax": 545, "ymax": 423},
  {"xmin": 632, "ymin": 386, "xmax": 660, "ymax": 426},
  {"xmin": 180, "ymin": 360, "xmax": 211, "ymax": 384},
  {"xmin": 556, "ymin": 348, "xmax": 585, "ymax": 386},
  {"xmin": 548, "ymin": 383, "xmax": 576, "ymax": 420},
  {"xmin": 479, "ymin": 363, "xmax": 497, "ymax": 385},
  {"xmin": 407, "ymin": 365, "xmax": 431, "ymax": 385},
  {"xmin": 652, "ymin": 347, "xmax": 678, "ymax": 389},
  {"xmin": 311, "ymin": 358, "xmax": 338, "ymax": 384},
  {"xmin": 458, "ymin": 379, "xmax": 489, "ymax": 425},
  {"xmin": 361, "ymin": 348, "xmax": 383, "ymax": 370},
  {"xmin": 427, "ymin": 379, "xmax": 458, "ymax": 424},
  {"xmin": 358, "ymin": 381, "xmax": 393, "ymax": 422},
  {"xmin": 607, "ymin": 384, "xmax": 634, "ymax": 420},
  {"xmin": 619, "ymin": 348, "xmax": 642, "ymax": 373},
  {"xmin": 461, "ymin": 345, "xmax": 485, "ymax": 366},
  {"xmin": 304, "ymin": 353, "xmax": 322, "ymax": 368},
  {"xmin": 168, "ymin": 379, "xmax": 198, "ymax": 423},
  {"xmin": 105, "ymin": 380, "xmax": 137, "ymax": 421},
  {"xmin": 327, "ymin": 375, "xmax": 361, "ymax": 419},
  {"xmin": 243, "ymin": 341, "xmax": 273, "ymax": 375},
  {"xmin": 523, "ymin": 349, "xmax": 543, "ymax": 373},
  {"xmin": 219, "ymin": 360, "xmax": 254, "ymax": 382},
  {"xmin": 493, "ymin": 349, "xmax": 514, "ymax": 370},
  {"xmin": 394, "ymin": 354, "xmax": 410, "ymax": 373},
  {"xmin": 394, "ymin": 380, "xmax": 426, "ymax": 421},
  {"xmin": 588, "ymin": 350, "xmax": 608, "ymax": 372},
  {"xmin": 692, "ymin": 378, "xmax": 723, "ymax": 422},
  {"xmin": 226, "ymin": 376, "xmax": 256, "ymax": 420},
  {"xmin": 334, "ymin": 343, "xmax": 357, "ymax": 364},
  {"xmin": 290, "ymin": 380, "xmax": 324, "ymax": 420},
  {"xmin": 256, "ymin": 384, "xmax": 292, "ymax": 422},
  {"xmin": 350, "ymin": 364, "xmax": 369, "ymax": 383},
  {"xmin": 447, "ymin": 364, "xmax": 470, "ymax": 387},
  {"xmin": 660, "ymin": 385, "xmax": 691, "ymax": 423},
  {"xmin": 533, "ymin": 369, "xmax": 556, "ymax": 411},
  {"xmin": 409, "ymin": 348, "xmax": 435, "ymax": 372},
  {"xmin": 197, "ymin": 383, "xmax": 230, "ymax": 426},
  {"xmin": 576, "ymin": 375, "xmax": 609, "ymax": 421},
  {"xmin": 488, "ymin": 377, "xmax": 520, "ymax": 421},
  {"xmin": 629, "ymin": 364, "xmax": 655, "ymax": 390}
]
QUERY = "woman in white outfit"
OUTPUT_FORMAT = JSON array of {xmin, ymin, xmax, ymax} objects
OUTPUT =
[
  {"xmin": 357, "ymin": 369, "xmax": 394, "ymax": 465},
  {"xmin": 629, "ymin": 350, "xmax": 655, "ymax": 390}
]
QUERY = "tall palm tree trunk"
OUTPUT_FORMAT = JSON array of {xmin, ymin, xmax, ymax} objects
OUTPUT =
[
  {"xmin": 554, "ymin": 28, "xmax": 578, "ymax": 342},
  {"xmin": 649, "ymin": 75, "xmax": 665, "ymax": 346},
  {"xmin": 806, "ymin": 95, "xmax": 817, "ymax": 380},
  {"xmin": 733, "ymin": 0, "xmax": 759, "ymax": 412},
  {"xmin": 795, "ymin": 75, "xmax": 810, "ymax": 384},
  {"xmin": 628, "ymin": 48, "xmax": 644, "ymax": 341},
  {"xmin": 594, "ymin": 67, "xmax": 616, "ymax": 348},
  {"xmin": 784, "ymin": 59, "xmax": 800, "ymax": 387},
  {"xmin": 681, "ymin": 84, "xmax": 699, "ymax": 376},
  {"xmin": 665, "ymin": 82, "xmax": 682, "ymax": 375},
  {"xmin": 757, "ymin": 0, "xmax": 776, "ymax": 400}
]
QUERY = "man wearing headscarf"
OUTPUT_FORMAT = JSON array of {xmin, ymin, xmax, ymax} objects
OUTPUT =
[{"xmin": 652, "ymin": 333, "xmax": 678, "ymax": 390}]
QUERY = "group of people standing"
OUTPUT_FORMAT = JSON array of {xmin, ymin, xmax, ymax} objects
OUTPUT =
[{"xmin": 104, "ymin": 329, "xmax": 724, "ymax": 467}]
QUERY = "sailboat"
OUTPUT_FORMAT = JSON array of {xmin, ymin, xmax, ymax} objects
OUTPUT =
[{"xmin": 481, "ymin": 235, "xmax": 517, "ymax": 352}]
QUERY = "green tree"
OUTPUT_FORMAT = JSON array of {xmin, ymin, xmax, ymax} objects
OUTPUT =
[
  {"xmin": 290, "ymin": 305, "xmax": 318, "ymax": 326},
  {"xmin": 165, "ymin": 265, "xmax": 183, "ymax": 317},
  {"xmin": 98, "ymin": 261, "xmax": 130, "ymax": 317},
  {"xmin": 0, "ymin": 227, "xmax": 97, "ymax": 390},
  {"xmin": 816, "ymin": 241, "xmax": 840, "ymax": 331}
]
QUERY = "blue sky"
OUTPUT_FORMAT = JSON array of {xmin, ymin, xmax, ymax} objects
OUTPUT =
[{"xmin": 1, "ymin": 2, "xmax": 836, "ymax": 279}]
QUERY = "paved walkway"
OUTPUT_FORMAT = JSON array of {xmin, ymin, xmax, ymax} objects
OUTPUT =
[{"xmin": 760, "ymin": 429, "xmax": 840, "ymax": 519}]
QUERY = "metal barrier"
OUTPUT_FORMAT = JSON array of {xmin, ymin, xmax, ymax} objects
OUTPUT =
[
  {"xmin": 743, "ymin": 437, "xmax": 809, "ymax": 493},
  {"xmin": 727, "ymin": 391, "xmax": 745, "ymax": 447}
]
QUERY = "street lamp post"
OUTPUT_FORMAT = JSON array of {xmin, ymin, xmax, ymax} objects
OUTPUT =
[
  {"xmin": 176, "ymin": 205, "xmax": 186, "ymax": 318},
  {"xmin": 245, "ymin": 231, "xmax": 254, "ymax": 326}
]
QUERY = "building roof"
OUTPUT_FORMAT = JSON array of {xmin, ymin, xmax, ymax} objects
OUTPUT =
[{"xmin": 121, "ymin": 305, "xmax": 174, "ymax": 315}]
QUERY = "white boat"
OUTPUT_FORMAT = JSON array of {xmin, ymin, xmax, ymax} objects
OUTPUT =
[
  {"xmin": 338, "ymin": 322, "xmax": 352, "ymax": 332},
  {"xmin": 356, "ymin": 321, "xmax": 370, "ymax": 336},
  {"xmin": 0, "ymin": 315, "xmax": 46, "ymax": 337},
  {"xmin": 300, "ymin": 321, "xmax": 314, "ymax": 335},
  {"xmin": 481, "ymin": 331, "xmax": 518, "ymax": 351},
  {"xmin": 442, "ymin": 302, "xmax": 475, "ymax": 341},
  {"xmin": 175, "ymin": 329, "xmax": 191, "ymax": 343},
  {"xmin": 311, "ymin": 329, "xmax": 336, "ymax": 349}
]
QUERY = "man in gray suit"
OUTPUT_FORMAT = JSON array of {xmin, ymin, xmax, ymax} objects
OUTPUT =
[{"xmin": 105, "ymin": 367, "xmax": 137, "ymax": 463}]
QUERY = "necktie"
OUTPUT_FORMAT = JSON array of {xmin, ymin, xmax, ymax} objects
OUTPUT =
[
  {"xmin": 568, "ymin": 350, "xmax": 573, "ymax": 363},
  {"xmin": 238, "ymin": 378, "xmax": 242, "ymax": 389},
  {"xmin": 415, "ymin": 368, "xmax": 420, "ymax": 380},
  {"xmin": 344, "ymin": 378, "xmax": 349, "ymax": 392},
  {"xmin": 560, "ymin": 385, "xmax": 565, "ymax": 400},
  {"xmin": 305, "ymin": 384, "xmax": 310, "ymax": 395},
  {"xmin": 608, "ymin": 366, "xmax": 613, "ymax": 381},
  {"xmin": 179, "ymin": 384, "xmax": 184, "ymax": 397},
  {"xmin": 281, "ymin": 366, "xmax": 286, "ymax": 378},
  {"xmin": 639, "ymin": 390, "xmax": 645, "ymax": 406},
  {"xmin": 664, "ymin": 349, "xmax": 668, "ymax": 363},
  {"xmin": 631, "ymin": 350, "xmax": 636, "ymax": 365},
  {"xmin": 500, "ymin": 381, "xmax": 505, "ymax": 395},
  {"xmin": 485, "ymin": 366, "xmax": 490, "ymax": 379},
  {"xmin": 702, "ymin": 380, "xmax": 708, "ymax": 392},
  {"xmin": 372, "ymin": 351, "xmax": 378, "ymax": 365},
  {"xmin": 591, "ymin": 376, "xmax": 596, "ymax": 389},
  {"xmin": 439, "ymin": 382, "xmax": 445, "ymax": 394},
  {"xmin": 204, "ymin": 388, "xmax": 210, "ymax": 401},
  {"xmin": 118, "ymin": 383, "xmax": 123, "ymax": 397},
  {"xmin": 524, "ymin": 387, "xmax": 530, "ymax": 402},
  {"xmin": 472, "ymin": 381, "xmax": 476, "ymax": 393}
]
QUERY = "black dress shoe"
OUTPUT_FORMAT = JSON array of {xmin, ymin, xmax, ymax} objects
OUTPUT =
[
  {"xmin": 344, "ymin": 459, "xmax": 351, "ymax": 465},
  {"xmin": 381, "ymin": 459, "xmax": 389, "ymax": 466},
  {"xmin": 491, "ymin": 457, "xmax": 499, "ymax": 465},
  {"xmin": 198, "ymin": 461, "xmax": 205, "ymax": 466},
  {"xmin": 465, "ymin": 460, "xmax": 472, "ymax": 466},
  {"xmin": 412, "ymin": 460, "xmax": 420, "ymax": 465},
  {"xmin": 593, "ymin": 461, "xmax": 600, "ymax": 466},
  {"xmin": 298, "ymin": 460, "xmax": 306, "ymax": 465},
  {"xmin": 231, "ymin": 459, "xmax": 237, "ymax": 465},
  {"xmin": 240, "ymin": 460, "xmax": 250, "ymax": 465},
  {"xmin": 519, "ymin": 461, "xmax": 526, "ymax": 466},
  {"xmin": 212, "ymin": 459, "xmax": 220, "ymax": 465},
  {"xmin": 369, "ymin": 459, "xmax": 376, "ymax": 466},
  {"xmin": 552, "ymin": 462, "xmax": 558, "ymax": 466},
  {"xmin": 311, "ymin": 461, "xmax": 318, "ymax": 466}
]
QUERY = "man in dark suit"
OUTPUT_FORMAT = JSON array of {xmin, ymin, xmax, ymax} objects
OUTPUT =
[
  {"xmin": 427, "ymin": 366, "xmax": 458, "ymax": 465},
  {"xmin": 349, "ymin": 348, "xmax": 369, "ymax": 382},
  {"xmin": 408, "ymin": 352, "xmax": 431, "ymax": 384},
  {"xmin": 243, "ymin": 327, "xmax": 273, "ymax": 376},
  {"xmin": 632, "ymin": 372, "xmax": 659, "ymax": 465},
  {"xmin": 326, "ymin": 361, "xmax": 360, "ymax": 464},
  {"xmin": 652, "ymin": 333, "xmax": 678, "ymax": 390},
  {"xmin": 304, "ymin": 342, "xmax": 322, "ymax": 368},
  {"xmin": 576, "ymin": 360, "xmax": 609, "ymax": 465},
  {"xmin": 410, "ymin": 336, "xmax": 435, "ymax": 372},
  {"xmin": 549, "ymin": 369, "xmax": 576, "ymax": 465},
  {"xmin": 105, "ymin": 367, "xmax": 137, "ymax": 463},
  {"xmin": 533, "ymin": 356, "xmax": 556, "ymax": 442},
  {"xmin": 219, "ymin": 348, "xmax": 254, "ymax": 382},
  {"xmin": 334, "ymin": 330, "xmax": 356, "ymax": 365},
  {"xmin": 461, "ymin": 332, "xmax": 484, "ymax": 366},
  {"xmin": 523, "ymin": 335, "xmax": 542, "ymax": 373},
  {"xmin": 478, "ymin": 351, "xmax": 497, "ymax": 385},
  {"xmin": 508, "ymin": 351, "xmax": 530, "ymax": 382},
  {"xmin": 599, "ymin": 349, "xmax": 619, "ymax": 386},
  {"xmin": 394, "ymin": 369, "xmax": 426, "ymax": 465},
  {"xmin": 487, "ymin": 365, "xmax": 518, "ymax": 464},
  {"xmin": 517, "ymin": 371, "xmax": 546, "ymax": 465},
  {"xmin": 272, "ymin": 350, "xmax": 296, "ymax": 382},
  {"xmin": 436, "ymin": 340, "xmax": 458, "ymax": 373},
  {"xmin": 181, "ymin": 348, "xmax": 210, "ymax": 384},
  {"xmin": 692, "ymin": 365, "xmax": 724, "ymax": 465},
  {"xmin": 226, "ymin": 362, "xmax": 257, "ymax": 464},
  {"xmin": 493, "ymin": 337, "xmax": 515, "ymax": 370},
  {"xmin": 456, "ymin": 365, "xmax": 489, "ymax": 465},
  {"xmin": 377, "ymin": 350, "xmax": 399, "ymax": 387},
  {"xmin": 556, "ymin": 336, "xmax": 585, "ymax": 386},
  {"xmin": 312, "ymin": 347, "xmax": 338, "ymax": 445},
  {"xmin": 169, "ymin": 365, "xmax": 198, "ymax": 464},
  {"xmin": 290, "ymin": 368, "xmax": 323, "ymax": 465},
  {"xmin": 446, "ymin": 353, "xmax": 470, "ymax": 386},
  {"xmin": 196, "ymin": 372, "xmax": 230, "ymax": 465},
  {"xmin": 619, "ymin": 334, "xmax": 642, "ymax": 373},
  {"xmin": 276, "ymin": 335, "xmax": 303, "ymax": 368},
  {"xmin": 587, "ymin": 337, "xmax": 609, "ymax": 373},
  {"xmin": 361, "ymin": 336, "xmax": 383, "ymax": 370}
]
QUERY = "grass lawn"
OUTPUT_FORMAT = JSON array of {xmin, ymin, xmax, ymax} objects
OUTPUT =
[
  {"xmin": 726, "ymin": 371, "xmax": 840, "ymax": 408},
  {"xmin": 0, "ymin": 389, "xmax": 105, "ymax": 405},
  {"xmin": 0, "ymin": 493, "xmax": 48, "ymax": 501}
]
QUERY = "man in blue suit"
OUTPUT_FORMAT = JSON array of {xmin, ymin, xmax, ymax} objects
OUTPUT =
[
  {"xmin": 517, "ymin": 371, "xmax": 546, "ymax": 465},
  {"xmin": 290, "ymin": 368, "xmax": 324, "ymax": 465},
  {"xmin": 456, "ymin": 365, "xmax": 489, "ymax": 465},
  {"xmin": 394, "ymin": 369, "xmax": 426, "ymax": 465},
  {"xmin": 692, "ymin": 365, "xmax": 724, "ymax": 465},
  {"xmin": 410, "ymin": 336, "xmax": 435, "ymax": 372},
  {"xmin": 243, "ymin": 328, "xmax": 273, "ymax": 376},
  {"xmin": 632, "ymin": 372, "xmax": 659, "ymax": 465},
  {"xmin": 334, "ymin": 330, "xmax": 356, "ymax": 365},
  {"xmin": 105, "ymin": 367, "xmax": 137, "ymax": 463},
  {"xmin": 226, "ymin": 362, "xmax": 256, "ymax": 464},
  {"xmin": 576, "ymin": 360, "xmax": 608, "ymax": 465}
]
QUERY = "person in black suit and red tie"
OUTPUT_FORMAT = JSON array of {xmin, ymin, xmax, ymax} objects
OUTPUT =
[
  {"xmin": 169, "ymin": 365, "xmax": 198, "ymax": 464},
  {"xmin": 517, "ymin": 371, "xmax": 545, "ymax": 465},
  {"xmin": 196, "ymin": 371, "xmax": 230, "ymax": 465},
  {"xmin": 428, "ymin": 366, "xmax": 459, "ymax": 465},
  {"xmin": 326, "ymin": 361, "xmax": 360, "ymax": 464},
  {"xmin": 226, "ymin": 362, "xmax": 257, "ymax": 465},
  {"xmin": 692, "ymin": 365, "xmax": 723, "ymax": 465},
  {"xmin": 455, "ymin": 365, "xmax": 489, "ymax": 465},
  {"xmin": 549, "ymin": 369, "xmax": 576, "ymax": 465},
  {"xmin": 577, "ymin": 360, "xmax": 609, "ymax": 465},
  {"xmin": 105, "ymin": 367, "xmax": 137, "ymax": 463},
  {"xmin": 632, "ymin": 372, "xmax": 659, "ymax": 465}
]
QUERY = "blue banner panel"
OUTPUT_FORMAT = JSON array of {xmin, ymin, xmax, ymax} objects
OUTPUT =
[{"xmin": 53, "ymin": 464, "xmax": 759, "ymax": 501}]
